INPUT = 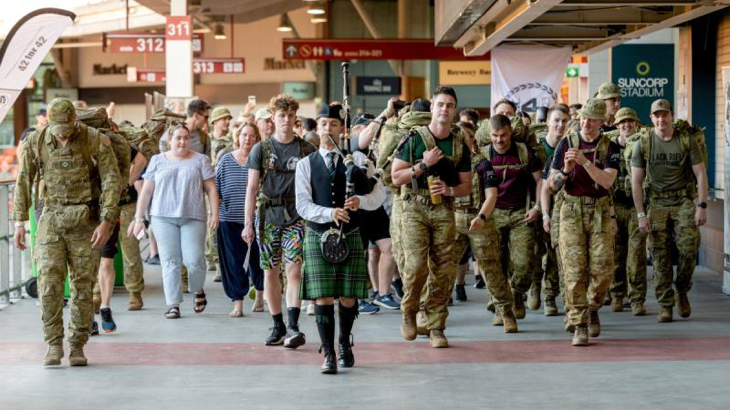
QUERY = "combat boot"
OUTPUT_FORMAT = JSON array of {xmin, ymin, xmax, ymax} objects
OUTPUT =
[
  {"xmin": 127, "ymin": 292, "xmax": 143, "ymax": 311},
  {"xmin": 429, "ymin": 330, "xmax": 449, "ymax": 348},
  {"xmin": 68, "ymin": 344, "xmax": 88, "ymax": 366},
  {"xmin": 43, "ymin": 344, "xmax": 63, "ymax": 366},
  {"xmin": 491, "ymin": 311, "xmax": 503, "ymax": 326},
  {"xmin": 677, "ymin": 293, "xmax": 691, "ymax": 318},
  {"xmin": 213, "ymin": 263, "xmax": 222, "ymax": 283},
  {"xmin": 572, "ymin": 325, "xmax": 589, "ymax": 346},
  {"xmin": 631, "ymin": 302, "xmax": 647, "ymax": 316},
  {"xmin": 544, "ymin": 296, "xmax": 558, "ymax": 316},
  {"xmin": 527, "ymin": 284, "xmax": 541, "ymax": 311},
  {"xmin": 513, "ymin": 292, "xmax": 526, "ymax": 319},
  {"xmin": 588, "ymin": 310, "xmax": 601, "ymax": 338},
  {"xmin": 657, "ymin": 307, "xmax": 673, "ymax": 323},
  {"xmin": 400, "ymin": 314, "xmax": 417, "ymax": 341},
  {"xmin": 92, "ymin": 293, "xmax": 101, "ymax": 314},
  {"xmin": 486, "ymin": 295, "xmax": 495, "ymax": 313},
  {"xmin": 502, "ymin": 310, "xmax": 518, "ymax": 334},
  {"xmin": 563, "ymin": 315, "xmax": 575, "ymax": 333},
  {"xmin": 416, "ymin": 311, "xmax": 429, "ymax": 336},
  {"xmin": 610, "ymin": 296, "xmax": 624, "ymax": 312}
]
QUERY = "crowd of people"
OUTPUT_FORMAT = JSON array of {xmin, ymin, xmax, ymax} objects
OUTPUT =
[{"xmin": 12, "ymin": 79, "xmax": 708, "ymax": 373}]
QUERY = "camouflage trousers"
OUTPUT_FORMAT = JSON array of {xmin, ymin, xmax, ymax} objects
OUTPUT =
[
  {"xmin": 35, "ymin": 205, "xmax": 100, "ymax": 346},
  {"xmin": 648, "ymin": 198, "xmax": 700, "ymax": 307},
  {"xmin": 453, "ymin": 210, "xmax": 513, "ymax": 312},
  {"xmin": 559, "ymin": 195, "xmax": 614, "ymax": 326},
  {"xmin": 609, "ymin": 202, "xmax": 647, "ymax": 303},
  {"xmin": 532, "ymin": 227, "xmax": 560, "ymax": 298},
  {"xmin": 390, "ymin": 195, "xmax": 405, "ymax": 273},
  {"xmin": 205, "ymin": 200, "xmax": 218, "ymax": 266},
  {"xmin": 119, "ymin": 202, "xmax": 145, "ymax": 292},
  {"xmin": 493, "ymin": 207, "xmax": 535, "ymax": 294},
  {"xmin": 400, "ymin": 198, "xmax": 456, "ymax": 331},
  {"xmin": 550, "ymin": 194, "xmax": 567, "ymax": 307}
]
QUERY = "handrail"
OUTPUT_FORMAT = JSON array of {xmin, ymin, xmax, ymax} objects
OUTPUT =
[{"xmin": 0, "ymin": 178, "xmax": 32, "ymax": 310}]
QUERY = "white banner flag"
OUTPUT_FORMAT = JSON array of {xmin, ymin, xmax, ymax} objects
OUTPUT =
[
  {"xmin": 0, "ymin": 9, "xmax": 76, "ymax": 124},
  {"xmin": 490, "ymin": 45, "xmax": 572, "ymax": 113}
]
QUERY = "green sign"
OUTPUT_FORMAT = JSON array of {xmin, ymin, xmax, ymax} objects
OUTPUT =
[
  {"xmin": 283, "ymin": 82, "xmax": 315, "ymax": 100},
  {"xmin": 565, "ymin": 67, "xmax": 579, "ymax": 78},
  {"xmin": 612, "ymin": 44, "xmax": 674, "ymax": 124}
]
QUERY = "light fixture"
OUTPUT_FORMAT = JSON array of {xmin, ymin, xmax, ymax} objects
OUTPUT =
[
  {"xmin": 214, "ymin": 24, "xmax": 226, "ymax": 40},
  {"xmin": 277, "ymin": 14, "xmax": 293, "ymax": 32},
  {"xmin": 310, "ymin": 16, "xmax": 327, "ymax": 24},
  {"xmin": 307, "ymin": 4, "xmax": 325, "ymax": 15}
]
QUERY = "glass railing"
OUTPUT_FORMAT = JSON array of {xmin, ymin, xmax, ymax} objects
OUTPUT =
[{"xmin": 0, "ymin": 178, "xmax": 33, "ymax": 310}]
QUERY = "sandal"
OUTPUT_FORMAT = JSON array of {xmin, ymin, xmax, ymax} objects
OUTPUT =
[
  {"xmin": 228, "ymin": 308, "xmax": 244, "ymax": 318},
  {"xmin": 194, "ymin": 291, "xmax": 207, "ymax": 313},
  {"xmin": 251, "ymin": 303, "xmax": 264, "ymax": 313},
  {"xmin": 165, "ymin": 306, "xmax": 181, "ymax": 319}
]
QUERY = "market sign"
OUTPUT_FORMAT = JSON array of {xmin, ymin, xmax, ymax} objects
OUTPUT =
[
  {"xmin": 193, "ymin": 58, "xmax": 245, "ymax": 74},
  {"xmin": 439, "ymin": 61, "xmax": 490, "ymax": 85},
  {"xmin": 612, "ymin": 44, "xmax": 674, "ymax": 123},
  {"xmin": 105, "ymin": 32, "xmax": 203, "ymax": 54},
  {"xmin": 355, "ymin": 76, "xmax": 401, "ymax": 96},
  {"xmin": 283, "ymin": 39, "xmax": 489, "ymax": 61},
  {"xmin": 283, "ymin": 82, "xmax": 315, "ymax": 100}
]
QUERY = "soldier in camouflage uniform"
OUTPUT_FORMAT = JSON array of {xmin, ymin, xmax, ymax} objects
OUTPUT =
[
  {"xmin": 452, "ymin": 122, "xmax": 517, "ymax": 332},
  {"xmin": 631, "ymin": 99, "xmax": 707, "ymax": 323},
  {"xmin": 605, "ymin": 107, "xmax": 649, "ymax": 315},
  {"xmin": 391, "ymin": 86, "xmax": 472, "ymax": 348},
  {"xmin": 597, "ymin": 82, "xmax": 621, "ymax": 132},
  {"xmin": 549, "ymin": 99, "xmax": 620, "ymax": 346},
  {"xmin": 206, "ymin": 107, "xmax": 234, "ymax": 281},
  {"xmin": 13, "ymin": 98, "xmax": 121, "ymax": 366}
]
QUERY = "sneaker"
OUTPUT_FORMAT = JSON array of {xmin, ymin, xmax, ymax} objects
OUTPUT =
[
  {"xmin": 455, "ymin": 284, "xmax": 467, "ymax": 302},
  {"xmin": 265, "ymin": 323, "xmax": 287, "ymax": 345},
  {"xmin": 391, "ymin": 279, "xmax": 404, "ymax": 299},
  {"xmin": 306, "ymin": 303, "xmax": 315, "ymax": 316},
  {"xmin": 146, "ymin": 255, "xmax": 160, "ymax": 265},
  {"xmin": 100, "ymin": 307, "xmax": 117, "ymax": 333},
  {"xmin": 373, "ymin": 293, "xmax": 400, "ymax": 310},
  {"xmin": 91, "ymin": 321, "xmax": 99, "ymax": 336},
  {"xmin": 358, "ymin": 300, "xmax": 380, "ymax": 315},
  {"xmin": 284, "ymin": 326, "xmax": 306, "ymax": 349},
  {"xmin": 474, "ymin": 275, "xmax": 486, "ymax": 289}
]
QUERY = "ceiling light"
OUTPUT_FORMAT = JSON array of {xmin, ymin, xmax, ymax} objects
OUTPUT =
[
  {"xmin": 214, "ymin": 24, "xmax": 226, "ymax": 40},
  {"xmin": 311, "ymin": 16, "xmax": 327, "ymax": 24},
  {"xmin": 277, "ymin": 14, "xmax": 293, "ymax": 32},
  {"xmin": 307, "ymin": 4, "xmax": 325, "ymax": 15}
]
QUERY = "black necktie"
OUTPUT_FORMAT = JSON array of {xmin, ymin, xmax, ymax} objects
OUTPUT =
[{"xmin": 327, "ymin": 152, "xmax": 336, "ymax": 179}]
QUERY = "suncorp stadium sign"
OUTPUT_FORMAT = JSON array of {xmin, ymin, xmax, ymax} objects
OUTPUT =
[{"xmin": 612, "ymin": 44, "xmax": 674, "ymax": 123}]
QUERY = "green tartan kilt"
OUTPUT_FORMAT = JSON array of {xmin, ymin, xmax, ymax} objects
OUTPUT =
[{"xmin": 300, "ymin": 227, "xmax": 370, "ymax": 300}]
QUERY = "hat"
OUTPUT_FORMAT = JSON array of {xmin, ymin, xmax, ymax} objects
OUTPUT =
[
  {"xmin": 37, "ymin": 108, "xmax": 47, "ymax": 117},
  {"xmin": 47, "ymin": 98, "xmax": 77, "ymax": 137},
  {"xmin": 650, "ymin": 99, "xmax": 672, "ymax": 114},
  {"xmin": 614, "ymin": 107, "xmax": 639, "ymax": 124},
  {"xmin": 317, "ymin": 104, "xmax": 345, "ymax": 122},
  {"xmin": 597, "ymin": 82, "xmax": 621, "ymax": 100},
  {"xmin": 577, "ymin": 98, "xmax": 607, "ymax": 121},
  {"xmin": 210, "ymin": 107, "xmax": 232, "ymax": 123},
  {"xmin": 254, "ymin": 108, "xmax": 272, "ymax": 121}
]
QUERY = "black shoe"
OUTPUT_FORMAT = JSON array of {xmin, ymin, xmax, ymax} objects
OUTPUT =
[
  {"xmin": 147, "ymin": 255, "xmax": 160, "ymax": 265},
  {"xmin": 455, "ymin": 284, "xmax": 467, "ymax": 302},
  {"xmin": 91, "ymin": 321, "xmax": 99, "ymax": 336},
  {"xmin": 474, "ymin": 275, "xmax": 485, "ymax": 289},
  {"xmin": 338, "ymin": 343, "xmax": 355, "ymax": 368},
  {"xmin": 391, "ymin": 279, "xmax": 404, "ymax": 299},
  {"xmin": 284, "ymin": 326, "xmax": 306, "ymax": 349},
  {"xmin": 320, "ymin": 346, "xmax": 338, "ymax": 375},
  {"xmin": 265, "ymin": 323, "xmax": 287, "ymax": 346}
]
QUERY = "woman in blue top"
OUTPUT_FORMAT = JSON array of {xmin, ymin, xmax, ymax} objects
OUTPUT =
[
  {"xmin": 129, "ymin": 123, "xmax": 219, "ymax": 319},
  {"xmin": 216, "ymin": 122, "xmax": 264, "ymax": 317}
]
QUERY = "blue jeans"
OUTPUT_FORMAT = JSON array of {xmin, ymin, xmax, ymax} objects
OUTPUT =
[{"xmin": 151, "ymin": 216, "xmax": 207, "ymax": 306}]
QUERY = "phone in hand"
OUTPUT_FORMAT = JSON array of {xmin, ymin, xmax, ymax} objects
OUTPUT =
[{"xmin": 393, "ymin": 100, "xmax": 406, "ymax": 112}]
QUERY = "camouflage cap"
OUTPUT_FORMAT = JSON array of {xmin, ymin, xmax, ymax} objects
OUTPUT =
[
  {"xmin": 597, "ymin": 82, "xmax": 621, "ymax": 100},
  {"xmin": 47, "ymin": 98, "xmax": 77, "ymax": 137},
  {"xmin": 254, "ymin": 108, "xmax": 272, "ymax": 121},
  {"xmin": 614, "ymin": 107, "xmax": 639, "ymax": 124},
  {"xmin": 210, "ymin": 106, "xmax": 232, "ymax": 124},
  {"xmin": 578, "ymin": 98, "xmax": 607, "ymax": 121},
  {"xmin": 650, "ymin": 99, "xmax": 672, "ymax": 114}
]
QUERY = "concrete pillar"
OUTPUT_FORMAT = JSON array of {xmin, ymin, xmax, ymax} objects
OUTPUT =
[
  {"xmin": 398, "ymin": 0, "xmax": 409, "ymax": 99},
  {"xmin": 166, "ymin": 0, "xmax": 193, "ymax": 98}
]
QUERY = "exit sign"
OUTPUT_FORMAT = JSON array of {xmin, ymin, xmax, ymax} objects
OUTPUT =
[{"xmin": 566, "ymin": 67, "xmax": 579, "ymax": 78}]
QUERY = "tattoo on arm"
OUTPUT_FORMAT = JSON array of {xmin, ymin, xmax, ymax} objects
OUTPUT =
[{"xmin": 552, "ymin": 173, "xmax": 565, "ymax": 190}]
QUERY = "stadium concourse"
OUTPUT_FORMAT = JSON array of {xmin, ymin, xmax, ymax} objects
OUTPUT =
[{"xmin": 1, "ymin": 262, "xmax": 729, "ymax": 409}]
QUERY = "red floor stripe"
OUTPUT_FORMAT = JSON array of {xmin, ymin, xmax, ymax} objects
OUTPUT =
[{"xmin": 2, "ymin": 338, "xmax": 730, "ymax": 366}]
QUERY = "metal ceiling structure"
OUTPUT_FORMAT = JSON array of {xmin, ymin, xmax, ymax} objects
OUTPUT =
[
  {"xmin": 436, "ymin": 0, "xmax": 730, "ymax": 55},
  {"xmin": 135, "ymin": 0, "xmax": 304, "ymax": 24}
]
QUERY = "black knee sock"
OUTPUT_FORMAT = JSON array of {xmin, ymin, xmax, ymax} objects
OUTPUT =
[
  {"xmin": 338, "ymin": 302, "xmax": 358, "ymax": 346},
  {"xmin": 287, "ymin": 307, "xmax": 301, "ymax": 329},
  {"xmin": 315, "ymin": 304, "xmax": 335, "ymax": 352},
  {"xmin": 272, "ymin": 313, "xmax": 285, "ymax": 327}
]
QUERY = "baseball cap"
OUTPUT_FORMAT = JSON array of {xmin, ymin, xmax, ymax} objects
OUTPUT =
[
  {"xmin": 254, "ymin": 108, "xmax": 272, "ymax": 121},
  {"xmin": 650, "ymin": 99, "xmax": 672, "ymax": 114},
  {"xmin": 47, "ymin": 98, "xmax": 77, "ymax": 137}
]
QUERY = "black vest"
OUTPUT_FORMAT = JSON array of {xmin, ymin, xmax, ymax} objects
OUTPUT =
[{"xmin": 307, "ymin": 151, "xmax": 361, "ymax": 234}]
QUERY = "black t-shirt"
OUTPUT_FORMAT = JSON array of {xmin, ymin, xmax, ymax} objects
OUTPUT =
[
  {"xmin": 476, "ymin": 158, "xmax": 500, "ymax": 192},
  {"xmin": 551, "ymin": 134, "xmax": 621, "ymax": 198}
]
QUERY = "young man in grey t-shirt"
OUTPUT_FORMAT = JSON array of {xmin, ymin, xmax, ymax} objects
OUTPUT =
[{"xmin": 243, "ymin": 94, "xmax": 315, "ymax": 348}]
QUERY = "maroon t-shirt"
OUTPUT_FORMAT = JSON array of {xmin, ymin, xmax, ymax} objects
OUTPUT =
[
  {"xmin": 489, "ymin": 144, "xmax": 542, "ymax": 210},
  {"xmin": 551, "ymin": 134, "xmax": 621, "ymax": 198}
]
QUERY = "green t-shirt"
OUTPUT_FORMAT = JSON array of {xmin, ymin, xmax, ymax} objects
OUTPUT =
[
  {"xmin": 631, "ymin": 130, "xmax": 703, "ymax": 206},
  {"xmin": 398, "ymin": 128, "xmax": 471, "ymax": 189}
]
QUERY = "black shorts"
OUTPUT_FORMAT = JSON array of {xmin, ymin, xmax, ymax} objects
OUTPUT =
[
  {"xmin": 359, "ymin": 206, "xmax": 391, "ymax": 246},
  {"xmin": 459, "ymin": 243, "xmax": 473, "ymax": 265},
  {"xmin": 101, "ymin": 222, "xmax": 121, "ymax": 259}
]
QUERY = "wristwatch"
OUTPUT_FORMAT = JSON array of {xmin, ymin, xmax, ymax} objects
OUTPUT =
[
  {"xmin": 478, "ymin": 213, "xmax": 487, "ymax": 221},
  {"xmin": 542, "ymin": 214, "xmax": 551, "ymax": 221},
  {"xmin": 637, "ymin": 212, "xmax": 646, "ymax": 219},
  {"xmin": 560, "ymin": 168, "xmax": 570, "ymax": 176},
  {"xmin": 583, "ymin": 160, "xmax": 592, "ymax": 169},
  {"xmin": 697, "ymin": 202, "xmax": 707, "ymax": 209},
  {"xmin": 418, "ymin": 162, "xmax": 428, "ymax": 172}
]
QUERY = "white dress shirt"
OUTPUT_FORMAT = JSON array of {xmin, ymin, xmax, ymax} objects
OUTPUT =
[{"xmin": 295, "ymin": 147, "xmax": 386, "ymax": 224}]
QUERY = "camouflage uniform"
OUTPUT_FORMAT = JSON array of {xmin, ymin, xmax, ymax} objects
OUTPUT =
[{"xmin": 13, "ymin": 98, "xmax": 120, "ymax": 347}]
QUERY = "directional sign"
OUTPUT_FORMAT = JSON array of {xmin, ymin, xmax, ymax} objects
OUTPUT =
[
  {"xmin": 106, "ymin": 32, "xmax": 203, "ymax": 54},
  {"xmin": 282, "ymin": 39, "xmax": 489, "ymax": 61},
  {"xmin": 566, "ymin": 67, "xmax": 579, "ymax": 78},
  {"xmin": 192, "ymin": 58, "xmax": 245, "ymax": 74}
]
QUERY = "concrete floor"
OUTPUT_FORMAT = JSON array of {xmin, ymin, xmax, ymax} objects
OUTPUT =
[{"xmin": 1, "ymin": 264, "xmax": 729, "ymax": 410}]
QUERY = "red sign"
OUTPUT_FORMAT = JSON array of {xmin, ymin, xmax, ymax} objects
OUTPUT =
[
  {"xmin": 106, "ymin": 32, "xmax": 203, "ymax": 54},
  {"xmin": 166, "ymin": 16, "xmax": 192, "ymax": 41},
  {"xmin": 283, "ymin": 39, "xmax": 489, "ymax": 61},
  {"xmin": 127, "ymin": 67, "xmax": 166, "ymax": 83},
  {"xmin": 193, "ymin": 58, "xmax": 245, "ymax": 74}
]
